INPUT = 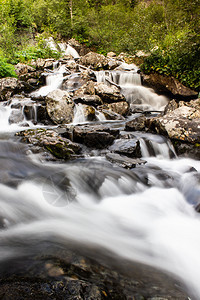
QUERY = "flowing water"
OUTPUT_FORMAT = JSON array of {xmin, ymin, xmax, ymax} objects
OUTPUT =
[{"xmin": 0, "ymin": 62, "xmax": 199, "ymax": 299}]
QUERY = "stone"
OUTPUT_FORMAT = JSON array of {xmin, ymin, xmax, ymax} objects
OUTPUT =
[
  {"xmin": 106, "ymin": 153, "xmax": 146, "ymax": 169},
  {"xmin": 0, "ymin": 78, "xmax": 24, "ymax": 101},
  {"xmin": 98, "ymin": 101, "xmax": 129, "ymax": 116},
  {"xmin": 45, "ymin": 89, "xmax": 74, "ymax": 124},
  {"xmin": 98, "ymin": 108, "xmax": 125, "ymax": 120},
  {"xmin": 108, "ymin": 59, "xmax": 120, "ymax": 70},
  {"xmin": 109, "ymin": 139, "xmax": 141, "ymax": 158},
  {"xmin": 142, "ymin": 73, "xmax": 198, "ymax": 100},
  {"xmin": 79, "ymin": 52, "xmax": 109, "ymax": 70},
  {"xmin": 74, "ymin": 81, "xmax": 96, "ymax": 97},
  {"xmin": 73, "ymin": 95, "xmax": 103, "ymax": 107},
  {"xmin": 94, "ymin": 82, "xmax": 125, "ymax": 103},
  {"xmin": 164, "ymin": 99, "xmax": 178, "ymax": 114},
  {"xmin": 14, "ymin": 63, "xmax": 35, "ymax": 76},
  {"xmin": 125, "ymin": 115, "xmax": 147, "ymax": 131},
  {"xmin": 16, "ymin": 128, "xmax": 81, "ymax": 160},
  {"xmin": 107, "ymin": 52, "xmax": 116, "ymax": 58},
  {"xmin": 72, "ymin": 124, "xmax": 119, "ymax": 149},
  {"xmin": 148, "ymin": 100, "xmax": 200, "ymax": 144}
]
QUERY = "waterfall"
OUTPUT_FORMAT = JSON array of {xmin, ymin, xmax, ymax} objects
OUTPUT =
[
  {"xmin": 96, "ymin": 70, "xmax": 168, "ymax": 111},
  {"xmin": 73, "ymin": 103, "xmax": 87, "ymax": 124},
  {"xmin": 65, "ymin": 44, "xmax": 80, "ymax": 59}
]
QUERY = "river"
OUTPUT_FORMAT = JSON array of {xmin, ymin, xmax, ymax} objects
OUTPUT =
[{"xmin": 0, "ymin": 60, "xmax": 199, "ymax": 299}]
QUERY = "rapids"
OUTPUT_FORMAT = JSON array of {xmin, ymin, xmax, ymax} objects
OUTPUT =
[{"xmin": 0, "ymin": 60, "xmax": 199, "ymax": 299}]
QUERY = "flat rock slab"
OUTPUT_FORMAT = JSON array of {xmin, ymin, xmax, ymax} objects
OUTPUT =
[
  {"xmin": 16, "ymin": 128, "xmax": 81, "ymax": 160},
  {"xmin": 72, "ymin": 124, "xmax": 119, "ymax": 149},
  {"xmin": 106, "ymin": 152, "xmax": 146, "ymax": 169},
  {"xmin": 109, "ymin": 138, "xmax": 141, "ymax": 157}
]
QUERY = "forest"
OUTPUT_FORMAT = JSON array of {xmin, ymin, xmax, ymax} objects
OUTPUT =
[{"xmin": 0, "ymin": 0, "xmax": 199, "ymax": 90}]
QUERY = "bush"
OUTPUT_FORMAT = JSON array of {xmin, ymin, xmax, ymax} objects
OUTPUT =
[{"xmin": 0, "ymin": 56, "xmax": 17, "ymax": 78}]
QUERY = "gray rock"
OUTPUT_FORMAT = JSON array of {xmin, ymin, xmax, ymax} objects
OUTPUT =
[
  {"xmin": 79, "ymin": 52, "xmax": 109, "ymax": 70},
  {"xmin": 95, "ymin": 82, "xmax": 125, "ymax": 103},
  {"xmin": 45, "ymin": 89, "xmax": 74, "ymax": 124},
  {"xmin": 125, "ymin": 115, "xmax": 147, "ymax": 131},
  {"xmin": 106, "ymin": 153, "xmax": 146, "ymax": 169},
  {"xmin": 98, "ymin": 101, "xmax": 129, "ymax": 116},
  {"xmin": 73, "ymin": 95, "xmax": 103, "ymax": 106},
  {"xmin": 148, "ymin": 99, "xmax": 200, "ymax": 144},
  {"xmin": 109, "ymin": 139, "xmax": 141, "ymax": 158},
  {"xmin": 0, "ymin": 78, "xmax": 24, "ymax": 101},
  {"xmin": 72, "ymin": 124, "xmax": 119, "ymax": 149},
  {"xmin": 16, "ymin": 128, "xmax": 81, "ymax": 160}
]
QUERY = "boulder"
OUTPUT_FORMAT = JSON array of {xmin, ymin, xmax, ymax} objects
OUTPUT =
[
  {"xmin": 106, "ymin": 153, "xmax": 146, "ymax": 169},
  {"xmin": 148, "ymin": 99, "xmax": 200, "ymax": 144},
  {"xmin": 16, "ymin": 128, "xmax": 81, "ymax": 160},
  {"xmin": 0, "ymin": 78, "xmax": 24, "ymax": 101},
  {"xmin": 98, "ymin": 101, "xmax": 129, "ymax": 116},
  {"xmin": 74, "ymin": 81, "xmax": 96, "ymax": 97},
  {"xmin": 97, "ymin": 108, "xmax": 125, "ymax": 120},
  {"xmin": 107, "ymin": 52, "xmax": 116, "ymax": 58},
  {"xmin": 72, "ymin": 124, "xmax": 119, "ymax": 149},
  {"xmin": 94, "ymin": 82, "xmax": 125, "ymax": 103},
  {"xmin": 73, "ymin": 94, "xmax": 103, "ymax": 107},
  {"xmin": 74, "ymin": 104, "xmax": 96, "ymax": 122},
  {"xmin": 79, "ymin": 52, "xmax": 109, "ymax": 70},
  {"xmin": 142, "ymin": 73, "xmax": 198, "ymax": 100},
  {"xmin": 125, "ymin": 115, "xmax": 147, "ymax": 131},
  {"xmin": 45, "ymin": 89, "xmax": 74, "ymax": 124},
  {"xmin": 108, "ymin": 139, "xmax": 141, "ymax": 158},
  {"xmin": 14, "ymin": 63, "xmax": 35, "ymax": 76}
]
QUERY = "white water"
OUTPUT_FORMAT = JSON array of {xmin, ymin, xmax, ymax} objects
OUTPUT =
[
  {"xmin": 0, "ymin": 155, "xmax": 199, "ymax": 298},
  {"xmin": 65, "ymin": 44, "xmax": 80, "ymax": 59},
  {"xmin": 96, "ymin": 70, "xmax": 168, "ymax": 111},
  {"xmin": 0, "ymin": 58, "xmax": 200, "ymax": 299},
  {"xmin": 31, "ymin": 64, "xmax": 66, "ymax": 97}
]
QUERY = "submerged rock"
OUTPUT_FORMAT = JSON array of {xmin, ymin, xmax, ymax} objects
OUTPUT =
[{"xmin": 45, "ymin": 89, "xmax": 74, "ymax": 124}]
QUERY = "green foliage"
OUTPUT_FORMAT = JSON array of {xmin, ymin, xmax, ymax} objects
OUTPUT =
[{"xmin": 0, "ymin": 55, "xmax": 17, "ymax": 78}]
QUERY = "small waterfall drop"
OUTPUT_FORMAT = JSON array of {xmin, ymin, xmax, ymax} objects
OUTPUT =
[
  {"xmin": 73, "ymin": 103, "xmax": 87, "ymax": 124},
  {"xmin": 96, "ymin": 70, "xmax": 168, "ymax": 111},
  {"xmin": 65, "ymin": 44, "xmax": 80, "ymax": 59}
]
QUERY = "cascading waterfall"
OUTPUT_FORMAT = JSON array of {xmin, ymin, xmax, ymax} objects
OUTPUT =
[
  {"xmin": 96, "ymin": 70, "xmax": 168, "ymax": 111},
  {"xmin": 0, "ymin": 56, "xmax": 200, "ymax": 299}
]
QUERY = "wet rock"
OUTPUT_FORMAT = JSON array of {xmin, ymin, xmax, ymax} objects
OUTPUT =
[
  {"xmin": 0, "ymin": 78, "xmax": 24, "ymax": 101},
  {"xmin": 45, "ymin": 89, "xmax": 74, "ymax": 124},
  {"xmin": 108, "ymin": 59, "xmax": 120, "ymax": 70},
  {"xmin": 109, "ymin": 139, "xmax": 141, "ymax": 158},
  {"xmin": 73, "ymin": 95, "xmax": 103, "ymax": 107},
  {"xmin": 148, "ymin": 100, "xmax": 200, "ymax": 144},
  {"xmin": 79, "ymin": 52, "xmax": 109, "ymax": 70},
  {"xmin": 16, "ymin": 128, "xmax": 81, "ymax": 159},
  {"xmin": 94, "ymin": 82, "xmax": 125, "ymax": 103},
  {"xmin": 75, "ymin": 104, "xmax": 96, "ymax": 121},
  {"xmin": 125, "ymin": 115, "xmax": 147, "ymax": 131},
  {"xmin": 72, "ymin": 124, "xmax": 119, "ymax": 149},
  {"xmin": 106, "ymin": 153, "xmax": 146, "ymax": 169},
  {"xmin": 62, "ymin": 74, "xmax": 86, "ymax": 92},
  {"xmin": 143, "ymin": 73, "xmax": 198, "ymax": 100},
  {"xmin": 74, "ymin": 81, "xmax": 96, "ymax": 97},
  {"xmin": 173, "ymin": 140, "xmax": 200, "ymax": 160},
  {"xmin": 98, "ymin": 101, "xmax": 129, "ymax": 116},
  {"xmin": 98, "ymin": 108, "xmax": 125, "ymax": 120}
]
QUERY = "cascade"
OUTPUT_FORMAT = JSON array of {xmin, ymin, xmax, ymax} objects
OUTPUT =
[
  {"xmin": 96, "ymin": 70, "xmax": 168, "ymax": 111},
  {"xmin": 0, "ymin": 57, "xmax": 199, "ymax": 300}
]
